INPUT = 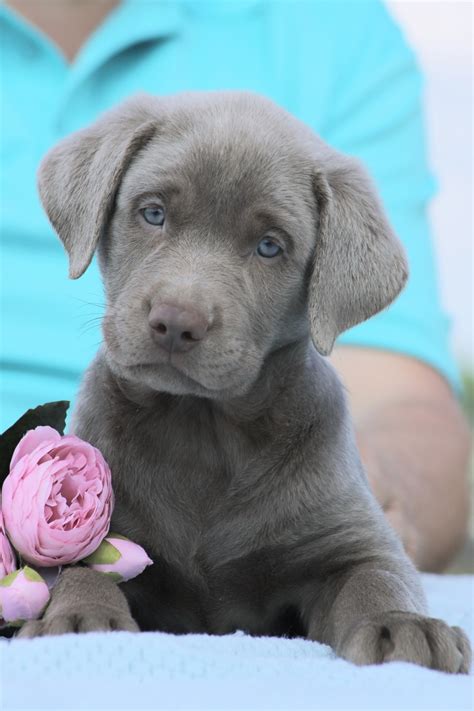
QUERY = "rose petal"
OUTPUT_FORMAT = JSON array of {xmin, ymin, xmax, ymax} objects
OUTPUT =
[
  {"xmin": 0, "ymin": 509, "xmax": 16, "ymax": 577},
  {"xmin": 9, "ymin": 427, "xmax": 61, "ymax": 470}
]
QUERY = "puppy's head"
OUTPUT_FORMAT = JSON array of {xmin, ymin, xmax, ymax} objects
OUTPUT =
[{"xmin": 39, "ymin": 92, "xmax": 407, "ymax": 399}]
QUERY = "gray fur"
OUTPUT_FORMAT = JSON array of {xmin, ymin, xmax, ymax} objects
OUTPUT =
[{"xmin": 21, "ymin": 92, "xmax": 470, "ymax": 673}]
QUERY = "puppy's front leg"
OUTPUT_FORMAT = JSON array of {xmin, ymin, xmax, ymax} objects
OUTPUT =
[
  {"xmin": 17, "ymin": 567, "xmax": 138, "ymax": 638},
  {"xmin": 307, "ymin": 565, "xmax": 471, "ymax": 673}
]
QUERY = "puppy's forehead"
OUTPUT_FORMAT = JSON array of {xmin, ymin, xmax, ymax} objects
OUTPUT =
[{"xmin": 120, "ymin": 99, "xmax": 314, "ymax": 215}]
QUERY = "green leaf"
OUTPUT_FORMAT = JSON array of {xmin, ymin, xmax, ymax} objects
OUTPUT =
[
  {"xmin": 0, "ymin": 401, "xmax": 69, "ymax": 484},
  {"xmin": 22, "ymin": 566, "xmax": 45, "ymax": 583},
  {"xmin": 0, "ymin": 567, "xmax": 46, "ymax": 586},
  {"xmin": 83, "ymin": 539, "xmax": 121, "ymax": 566},
  {"xmin": 0, "ymin": 569, "xmax": 20, "ymax": 587}
]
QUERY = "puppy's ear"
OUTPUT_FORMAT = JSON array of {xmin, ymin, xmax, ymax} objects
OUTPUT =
[
  {"xmin": 38, "ymin": 96, "xmax": 157, "ymax": 278},
  {"xmin": 308, "ymin": 155, "xmax": 408, "ymax": 355}
]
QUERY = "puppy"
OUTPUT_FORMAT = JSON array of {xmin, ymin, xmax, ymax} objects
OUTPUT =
[{"xmin": 20, "ymin": 92, "xmax": 471, "ymax": 673}]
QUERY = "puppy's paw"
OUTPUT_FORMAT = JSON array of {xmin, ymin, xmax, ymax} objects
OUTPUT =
[
  {"xmin": 16, "ymin": 566, "xmax": 139, "ymax": 638},
  {"xmin": 17, "ymin": 605, "xmax": 139, "ymax": 638},
  {"xmin": 339, "ymin": 611, "xmax": 471, "ymax": 673}
]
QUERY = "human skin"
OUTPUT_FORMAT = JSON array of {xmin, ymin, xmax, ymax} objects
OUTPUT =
[
  {"xmin": 332, "ymin": 347, "xmax": 470, "ymax": 571},
  {"xmin": 6, "ymin": 0, "xmax": 471, "ymax": 572}
]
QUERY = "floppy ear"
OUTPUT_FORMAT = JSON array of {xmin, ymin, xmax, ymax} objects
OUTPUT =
[
  {"xmin": 308, "ymin": 155, "xmax": 408, "ymax": 356},
  {"xmin": 38, "ymin": 97, "xmax": 157, "ymax": 279}
]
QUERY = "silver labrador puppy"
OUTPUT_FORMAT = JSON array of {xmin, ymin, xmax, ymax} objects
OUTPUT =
[{"xmin": 20, "ymin": 92, "xmax": 471, "ymax": 673}]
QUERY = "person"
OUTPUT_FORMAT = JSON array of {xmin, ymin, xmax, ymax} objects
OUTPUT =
[{"xmin": 1, "ymin": 0, "xmax": 470, "ymax": 572}]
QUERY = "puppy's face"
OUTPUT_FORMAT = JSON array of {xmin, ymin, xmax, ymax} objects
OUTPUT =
[
  {"xmin": 102, "ymin": 117, "xmax": 316, "ymax": 398},
  {"xmin": 38, "ymin": 92, "xmax": 408, "ymax": 400}
]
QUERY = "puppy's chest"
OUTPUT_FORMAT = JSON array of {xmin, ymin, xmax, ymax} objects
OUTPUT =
[
  {"xmin": 111, "ymin": 416, "xmax": 279, "ymax": 572},
  {"xmin": 107, "ymin": 406, "xmax": 314, "ymax": 634}
]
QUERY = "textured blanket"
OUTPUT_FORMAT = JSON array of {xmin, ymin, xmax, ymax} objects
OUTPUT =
[{"xmin": 1, "ymin": 574, "xmax": 472, "ymax": 711}]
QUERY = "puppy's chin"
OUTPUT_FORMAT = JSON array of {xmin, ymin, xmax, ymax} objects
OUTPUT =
[{"xmin": 105, "ymin": 352, "xmax": 259, "ymax": 401}]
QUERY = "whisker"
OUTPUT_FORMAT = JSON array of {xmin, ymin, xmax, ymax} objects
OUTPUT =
[
  {"xmin": 78, "ymin": 317, "xmax": 103, "ymax": 336},
  {"xmin": 72, "ymin": 296, "xmax": 106, "ymax": 310}
]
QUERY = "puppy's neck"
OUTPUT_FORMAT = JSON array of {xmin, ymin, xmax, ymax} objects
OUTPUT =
[{"xmin": 216, "ymin": 337, "xmax": 315, "ymax": 423}]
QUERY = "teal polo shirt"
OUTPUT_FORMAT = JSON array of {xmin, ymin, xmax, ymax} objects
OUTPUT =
[{"xmin": 0, "ymin": 0, "xmax": 458, "ymax": 430}]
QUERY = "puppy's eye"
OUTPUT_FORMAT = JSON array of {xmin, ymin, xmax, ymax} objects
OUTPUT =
[
  {"xmin": 256, "ymin": 236, "xmax": 283, "ymax": 259},
  {"xmin": 141, "ymin": 205, "xmax": 165, "ymax": 226}
]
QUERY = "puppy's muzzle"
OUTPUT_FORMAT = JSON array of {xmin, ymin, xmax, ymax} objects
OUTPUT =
[{"xmin": 148, "ymin": 302, "xmax": 210, "ymax": 353}]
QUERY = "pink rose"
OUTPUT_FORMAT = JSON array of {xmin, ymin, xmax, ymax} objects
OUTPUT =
[
  {"xmin": 0, "ymin": 566, "xmax": 50, "ymax": 623},
  {"xmin": 2, "ymin": 426, "xmax": 114, "ymax": 566},
  {"xmin": 0, "ymin": 509, "xmax": 16, "ymax": 578},
  {"xmin": 84, "ymin": 534, "xmax": 153, "ymax": 582}
]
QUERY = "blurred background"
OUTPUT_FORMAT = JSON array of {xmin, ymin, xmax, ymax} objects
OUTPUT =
[
  {"xmin": 388, "ymin": 1, "xmax": 472, "ymax": 377},
  {"xmin": 388, "ymin": 1, "xmax": 473, "ymax": 570}
]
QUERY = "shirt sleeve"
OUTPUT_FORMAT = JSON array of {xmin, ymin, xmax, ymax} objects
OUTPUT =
[{"xmin": 294, "ymin": 1, "xmax": 459, "ymax": 388}]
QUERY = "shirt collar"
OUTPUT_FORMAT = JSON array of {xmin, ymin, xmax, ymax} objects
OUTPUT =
[
  {"xmin": 71, "ymin": 1, "xmax": 184, "ymax": 86},
  {"xmin": 1, "ymin": 1, "xmax": 184, "ymax": 82}
]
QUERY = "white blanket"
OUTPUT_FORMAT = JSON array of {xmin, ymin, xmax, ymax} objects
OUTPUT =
[{"xmin": 1, "ymin": 574, "xmax": 472, "ymax": 711}]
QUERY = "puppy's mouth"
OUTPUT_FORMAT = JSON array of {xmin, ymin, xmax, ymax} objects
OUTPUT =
[
  {"xmin": 107, "ymin": 353, "xmax": 223, "ymax": 394},
  {"xmin": 135, "ymin": 361, "xmax": 218, "ymax": 389}
]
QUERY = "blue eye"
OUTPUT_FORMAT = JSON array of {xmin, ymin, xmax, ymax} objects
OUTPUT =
[
  {"xmin": 142, "ymin": 206, "xmax": 165, "ymax": 226},
  {"xmin": 256, "ymin": 237, "xmax": 283, "ymax": 258}
]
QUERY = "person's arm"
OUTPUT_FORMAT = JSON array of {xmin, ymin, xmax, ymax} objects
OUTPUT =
[{"xmin": 331, "ymin": 346, "xmax": 471, "ymax": 571}]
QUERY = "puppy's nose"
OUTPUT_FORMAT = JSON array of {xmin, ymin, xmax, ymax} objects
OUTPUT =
[{"xmin": 148, "ymin": 303, "xmax": 209, "ymax": 353}]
